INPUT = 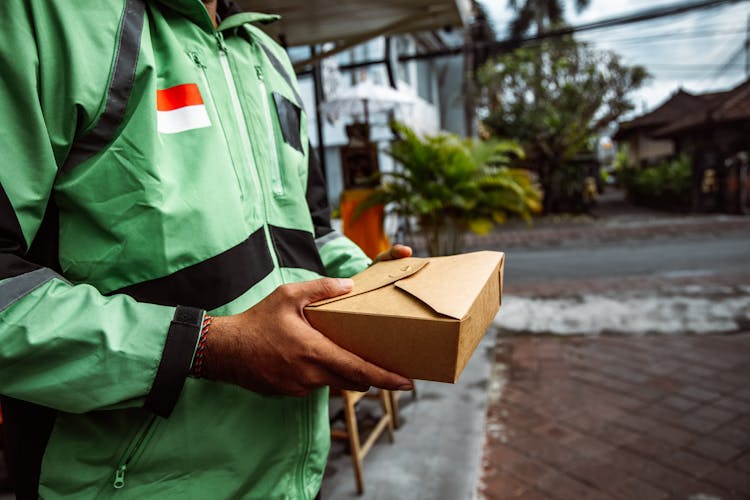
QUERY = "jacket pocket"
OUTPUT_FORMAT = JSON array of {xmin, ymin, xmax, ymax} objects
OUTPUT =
[
  {"xmin": 273, "ymin": 92, "xmax": 303, "ymax": 153},
  {"xmin": 111, "ymin": 415, "xmax": 160, "ymax": 491},
  {"xmin": 190, "ymin": 51, "xmax": 248, "ymax": 198}
]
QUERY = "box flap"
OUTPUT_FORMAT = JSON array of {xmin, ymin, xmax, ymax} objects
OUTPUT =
[
  {"xmin": 394, "ymin": 251, "xmax": 504, "ymax": 320},
  {"xmin": 308, "ymin": 257, "xmax": 430, "ymax": 307}
]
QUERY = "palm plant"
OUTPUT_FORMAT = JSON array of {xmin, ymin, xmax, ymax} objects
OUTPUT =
[
  {"xmin": 357, "ymin": 122, "xmax": 541, "ymax": 256},
  {"xmin": 508, "ymin": 0, "xmax": 591, "ymax": 37}
]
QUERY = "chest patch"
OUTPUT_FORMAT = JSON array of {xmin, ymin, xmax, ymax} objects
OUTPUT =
[{"xmin": 156, "ymin": 83, "xmax": 211, "ymax": 134}]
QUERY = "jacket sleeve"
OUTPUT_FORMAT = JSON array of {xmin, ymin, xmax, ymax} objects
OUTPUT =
[
  {"xmin": 305, "ymin": 143, "xmax": 373, "ymax": 278},
  {"xmin": 0, "ymin": 0, "xmax": 199, "ymax": 418}
]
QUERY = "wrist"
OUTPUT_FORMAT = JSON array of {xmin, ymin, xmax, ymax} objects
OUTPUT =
[{"xmin": 199, "ymin": 315, "xmax": 238, "ymax": 382}]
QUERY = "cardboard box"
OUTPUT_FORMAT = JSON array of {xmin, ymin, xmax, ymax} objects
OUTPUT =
[{"xmin": 305, "ymin": 251, "xmax": 504, "ymax": 383}]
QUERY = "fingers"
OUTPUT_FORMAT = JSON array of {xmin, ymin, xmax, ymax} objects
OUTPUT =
[
  {"xmin": 373, "ymin": 244, "xmax": 413, "ymax": 263},
  {"xmin": 314, "ymin": 335, "xmax": 413, "ymax": 391},
  {"xmin": 390, "ymin": 244, "xmax": 412, "ymax": 259},
  {"xmin": 323, "ymin": 371, "xmax": 371, "ymax": 393},
  {"xmin": 287, "ymin": 278, "xmax": 354, "ymax": 305},
  {"xmin": 218, "ymin": 278, "xmax": 414, "ymax": 397}
]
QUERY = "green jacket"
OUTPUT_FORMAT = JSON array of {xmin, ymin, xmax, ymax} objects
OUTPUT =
[{"xmin": 0, "ymin": 0, "xmax": 370, "ymax": 498}]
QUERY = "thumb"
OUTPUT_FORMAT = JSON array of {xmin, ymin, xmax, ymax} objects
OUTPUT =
[{"xmin": 298, "ymin": 278, "xmax": 354, "ymax": 305}]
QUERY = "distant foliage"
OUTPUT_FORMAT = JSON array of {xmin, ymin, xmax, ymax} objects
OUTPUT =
[
  {"xmin": 478, "ymin": 37, "xmax": 648, "ymax": 213},
  {"xmin": 620, "ymin": 156, "xmax": 692, "ymax": 212},
  {"xmin": 508, "ymin": 0, "xmax": 591, "ymax": 38},
  {"xmin": 357, "ymin": 122, "xmax": 542, "ymax": 255}
]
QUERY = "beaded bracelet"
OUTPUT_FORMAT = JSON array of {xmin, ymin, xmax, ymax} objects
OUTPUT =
[{"xmin": 190, "ymin": 314, "xmax": 213, "ymax": 378}]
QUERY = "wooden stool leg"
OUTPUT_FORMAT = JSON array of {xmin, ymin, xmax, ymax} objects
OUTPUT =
[
  {"xmin": 388, "ymin": 381, "xmax": 416, "ymax": 429},
  {"xmin": 388, "ymin": 390, "xmax": 401, "ymax": 429},
  {"xmin": 342, "ymin": 391, "xmax": 365, "ymax": 495},
  {"xmin": 379, "ymin": 390, "xmax": 395, "ymax": 442}
]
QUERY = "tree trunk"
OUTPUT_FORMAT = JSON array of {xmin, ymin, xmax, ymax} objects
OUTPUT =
[{"xmin": 422, "ymin": 216, "xmax": 467, "ymax": 256}]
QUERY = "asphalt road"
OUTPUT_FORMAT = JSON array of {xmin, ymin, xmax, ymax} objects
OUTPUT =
[{"xmin": 501, "ymin": 233, "xmax": 750, "ymax": 285}]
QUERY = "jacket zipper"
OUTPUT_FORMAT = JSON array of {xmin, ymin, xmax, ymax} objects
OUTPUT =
[
  {"xmin": 254, "ymin": 64, "xmax": 284, "ymax": 197},
  {"xmin": 112, "ymin": 415, "xmax": 158, "ymax": 489},
  {"xmin": 190, "ymin": 51, "xmax": 246, "ymax": 199},
  {"xmin": 215, "ymin": 32, "xmax": 281, "ymax": 272},
  {"xmin": 215, "ymin": 36, "xmax": 263, "ymax": 200},
  {"xmin": 297, "ymin": 395, "xmax": 312, "ymax": 498}
]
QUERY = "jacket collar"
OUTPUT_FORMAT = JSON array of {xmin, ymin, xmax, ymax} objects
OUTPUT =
[
  {"xmin": 156, "ymin": 0, "xmax": 279, "ymax": 33},
  {"xmin": 217, "ymin": 12, "xmax": 280, "ymax": 32}
]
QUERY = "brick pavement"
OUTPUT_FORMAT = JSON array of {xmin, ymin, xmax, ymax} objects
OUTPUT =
[
  {"xmin": 479, "ymin": 334, "xmax": 750, "ymax": 500},
  {"xmin": 400, "ymin": 212, "xmax": 750, "ymax": 255},
  {"xmin": 465, "ymin": 216, "xmax": 750, "ymax": 251},
  {"xmin": 440, "ymin": 215, "xmax": 750, "ymax": 254}
]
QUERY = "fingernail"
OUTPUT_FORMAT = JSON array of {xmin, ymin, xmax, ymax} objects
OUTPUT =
[
  {"xmin": 398, "ymin": 383, "xmax": 413, "ymax": 391},
  {"xmin": 337, "ymin": 278, "xmax": 354, "ymax": 290}
]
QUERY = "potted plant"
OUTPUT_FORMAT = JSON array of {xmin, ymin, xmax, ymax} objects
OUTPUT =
[{"xmin": 356, "ymin": 122, "xmax": 542, "ymax": 256}]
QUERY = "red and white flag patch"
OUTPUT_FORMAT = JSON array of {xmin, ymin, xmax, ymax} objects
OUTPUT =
[{"xmin": 156, "ymin": 83, "xmax": 211, "ymax": 134}]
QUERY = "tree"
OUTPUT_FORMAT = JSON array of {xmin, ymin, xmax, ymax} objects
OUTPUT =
[
  {"xmin": 478, "ymin": 38, "xmax": 649, "ymax": 212},
  {"xmin": 508, "ymin": 0, "xmax": 591, "ymax": 37}
]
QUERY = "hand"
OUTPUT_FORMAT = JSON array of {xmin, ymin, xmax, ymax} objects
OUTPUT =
[
  {"xmin": 202, "ymin": 278, "xmax": 414, "ymax": 396},
  {"xmin": 372, "ymin": 244, "xmax": 412, "ymax": 264}
]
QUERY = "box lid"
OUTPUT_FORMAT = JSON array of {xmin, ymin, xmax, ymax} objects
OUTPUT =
[
  {"xmin": 308, "ymin": 251, "xmax": 504, "ymax": 320},
  {"xmin": 309, "ymin": 257, "xmax": 429, "ymax": 306},
  {"xmin": 395, "ymin": 251, "xmax": 502, "ymax": 319}
]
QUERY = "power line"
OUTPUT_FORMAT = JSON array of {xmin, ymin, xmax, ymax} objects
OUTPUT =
[
  {"xmin": 492, "ymin": 0, "xmax": 732, "ymax": 39},
  {"xmin": 530, "ymin": 0, "xmax": 744, "ymax": 39},
  {"xmin": 695, "ymin": 32, "xmax": 749, "ymax": 84},
  {"xmin": 647, "ymin": 63, "xmax": 745, "ymax": 69},
  {"xmin": 572, "ymin": 29, "xmax": 745, "ymax": 48},
  {"xmin": 714, "ymin": 44, "xmax": 746, "ymax": 73},
  {"xmin": 403, "ymin": 0, "xmax": 748, "ymax": 61}
]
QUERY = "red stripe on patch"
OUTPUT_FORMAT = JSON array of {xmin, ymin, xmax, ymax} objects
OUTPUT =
[{"xmin": 156, "ymin": 83, "xmax": 204, "ymax": 111}]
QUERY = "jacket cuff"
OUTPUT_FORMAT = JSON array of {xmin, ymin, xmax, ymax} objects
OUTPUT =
[{"xmin": 144, "ymin": 305, "xmax": 204, "ymax": 417}]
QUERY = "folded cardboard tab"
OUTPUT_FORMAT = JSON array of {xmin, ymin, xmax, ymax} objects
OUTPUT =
[{"xmin": 305, "ymin": 251, "xmax": 505, "ymax": 383}]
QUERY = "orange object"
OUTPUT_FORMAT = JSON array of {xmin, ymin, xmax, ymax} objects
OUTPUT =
[{"xmin": 340, "ymin": 189, "xmax": 390, "ymax": 259}]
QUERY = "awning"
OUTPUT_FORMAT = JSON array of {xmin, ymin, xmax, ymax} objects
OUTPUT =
[{"xmin": 236, "ymin": 0, "xmax": 471, "ymax": 48}]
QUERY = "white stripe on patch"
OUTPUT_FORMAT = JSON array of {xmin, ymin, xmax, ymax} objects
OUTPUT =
[{"xmin": 157, "ymin": 105, "xmax": 211, "ymax": 134}]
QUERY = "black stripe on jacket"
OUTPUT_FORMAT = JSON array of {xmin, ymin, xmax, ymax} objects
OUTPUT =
[
  {"xmin": 60, "ymin": 0, "xmax": 145, "ymax": 175},
  {"xmin": 0, "ymin": 183, "xmax": 40, "ymax": 280},
  {"xmin": 111, "ymin": 227, "xmax": 275, "ymax": 310},
  {"xmin": 269, "ymin": 225, "xmax": 326, "ymax": 276},
  {"xmin": 305, "ymin": 142, "xmax": 335, "ymax": 241}
]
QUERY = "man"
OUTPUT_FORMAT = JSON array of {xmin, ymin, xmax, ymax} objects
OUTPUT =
[{"xmin": 0, "ymin": 0, "xmax": 412, "ymax": 497}]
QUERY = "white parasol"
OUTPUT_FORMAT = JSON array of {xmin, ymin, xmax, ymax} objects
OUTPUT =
[{"xmin": 319, "ymin": 80, "xmax": 417, "ymax": 124}]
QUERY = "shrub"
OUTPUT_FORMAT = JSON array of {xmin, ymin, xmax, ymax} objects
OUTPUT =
[{"xmin": 621, "ymin": 156, "xmax": 691, "ymax": 211}]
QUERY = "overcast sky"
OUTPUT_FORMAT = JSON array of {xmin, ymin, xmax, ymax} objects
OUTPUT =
[{"xmin": 477, "ymin": 0, "xmax": 750, "ymax": 116}]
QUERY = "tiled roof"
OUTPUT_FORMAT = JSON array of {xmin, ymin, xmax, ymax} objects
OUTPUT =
[
  {"xmin": 715, "ymin": 79, "xmax": 750, "ymax": 121},
  {"xmin": 613, "ymin": 90, "xmax": 700, "ymax": 139},
  {"xmin": 614, "ymin": 78, "xmax": 750, "ymax": 140}
]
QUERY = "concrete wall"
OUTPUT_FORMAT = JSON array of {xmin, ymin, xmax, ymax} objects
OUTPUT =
[{"xmin": 631, "ymin": 134, "xmax": 675, "ymax": 166}]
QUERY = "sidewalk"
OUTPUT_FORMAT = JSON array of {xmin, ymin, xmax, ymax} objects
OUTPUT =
[
  {"xmin": 463, "ymin": 211, "xmax": 750, "ymax": 252},
  {"xmin": 321, "ymin": 333, "xmax": 495, "ymax": 499},
  {"xmin": 461, "ymin": 189, "xmax": 750, "ymax": 252},
  {"xmin": 479, "ymin": 334, "xmax": 750, "ymax": 500}
]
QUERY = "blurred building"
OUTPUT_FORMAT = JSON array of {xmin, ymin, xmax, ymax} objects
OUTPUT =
[
  {"xmin": 613, "ymin": 90, "xmax": 695, "ymax": 168},
  {"xmin": 615, "ymin": 78, "xmax": 750, "ymax": 213},
  {"xmin": 237, "ymin": 0, "xmax": 479, "ymax": 207}
]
